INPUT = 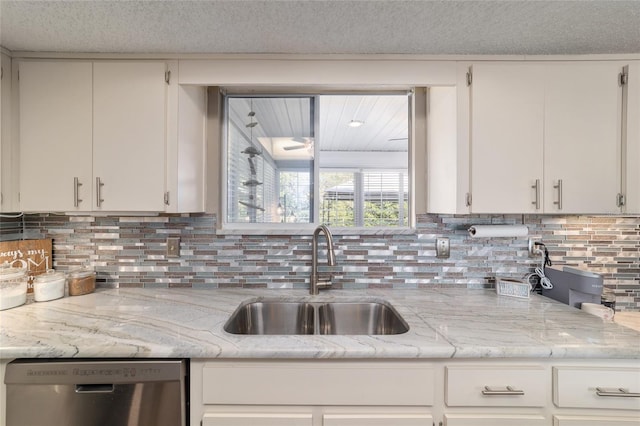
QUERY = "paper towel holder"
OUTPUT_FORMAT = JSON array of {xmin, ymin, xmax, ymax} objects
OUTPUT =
[{"xmin": 467, "ymin": 225, "xmax": 528, "ymax": 238}]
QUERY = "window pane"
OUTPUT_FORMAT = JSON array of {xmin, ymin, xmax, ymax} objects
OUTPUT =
[
  {"xmin": 362, "ymin": 171, "xmax": 408, "ymax": 227},
  {"xmin": 320, "ymin": 172, "xmax": 355, "ymax": 226},
  {"xmin": 226, "ymin": 97, "xmax": 313, "ymax": 223},
  {"xmin": 318, "ymin": 94, "xmax": 409, "ymax": 227},
  {"xmin": 279, "ymin": 170, "xmax": 311, "ymax": 223}
]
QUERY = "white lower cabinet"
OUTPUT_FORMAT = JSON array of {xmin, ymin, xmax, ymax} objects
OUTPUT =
[
  {"xmin": 192, "ymin": 361, "xmax": 435, "ymax": 426},
  {"xmin": 203, "ymin": 413, "xmax": 313, "ymax": 426},
  {"xmin": 201, "ymin": 411, "xmax": 433, "ymax": 426},
  {"xmin": 445, "ymin": 365, "xmax": 546, "ymax": 407},
  {"xmin": 443, "ymin": 414, "xmax": 547, "ymax": 426},
  {"xmin": 551, "ymin": 365, "xmax": 640, "ymax": 426},
  {"xmin": 553, "ymin": 366, "xmax": 640, "ymax": 411},
  {"xmin": 553, "ymin": 415, "xmax": 640, "ymax": 426},
  {"xmin": 191, "ymin": 359, "xmax": 640, "ymax": 426},
  {"xmin": 443, "ymin": 364, "xmax": 549, "ymax": 426},
  {"xmin": 322, "ymin": 414, "xmax": 433, "ymax": 425},
  {"xmin": 200, "ymin": 361, "xmax": 433, "ymax": 406}
]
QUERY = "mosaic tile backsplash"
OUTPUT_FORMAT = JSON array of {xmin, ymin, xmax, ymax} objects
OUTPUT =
[{"xmin": 7, "ymin": 213, "xmax": 640, "ymax": 311}]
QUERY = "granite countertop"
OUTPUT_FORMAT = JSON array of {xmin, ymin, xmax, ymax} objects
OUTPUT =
[{"xmin": 1, "ymin": 288, "xmax": 639, "ymax": 360}]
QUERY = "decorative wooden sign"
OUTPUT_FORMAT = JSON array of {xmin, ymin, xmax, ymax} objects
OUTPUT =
[{"xmin": 0, "ymin": 239, "xmax": 53, "ymax": 293}]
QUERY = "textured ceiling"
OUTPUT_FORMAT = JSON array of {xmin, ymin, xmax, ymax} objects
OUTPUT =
[{"xmin": 1, "ymin": 1, "xmax": 640, "ymax": 55}]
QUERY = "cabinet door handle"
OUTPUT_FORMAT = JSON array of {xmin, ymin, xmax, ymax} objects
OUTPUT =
[
  {"xmin": 596, "ymin": 387, "xmax": 640, "ymax": 398},
  {"xmin": 553, "ymin": 179, "xmax": 563, "ymax": 210},
  {"xmin": 96, "ymin": 177, "xmax": 105, "ymax": 208},
  {"xmin": 481, "ymin": 385, "xmax": 525, "ymax": 396},
  {"xmin": 531, "ymin": 179, "xmax": 540, "ymax": 210},
  {"xmin": 73, "ymin": 177, "xmax": 83, "ymax": 207}
]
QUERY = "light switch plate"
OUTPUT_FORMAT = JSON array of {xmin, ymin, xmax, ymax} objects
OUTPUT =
[
  {"xmin": 436, "ymin": 237, "xmax": 450, "ymax": 259},
  {"xmin": 167, "ymin": 237, "xmax": 180, "ymax": 258}
]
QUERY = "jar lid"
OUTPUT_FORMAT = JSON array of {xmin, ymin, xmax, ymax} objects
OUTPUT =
[
  {"xmin": 0, "ymin": 264, "xmax": 27, "ymax": 280},
  {"xmin": 68, "ymin": 267, "xmax": 95, "ymax": 279},
  {"xmin": 34, "ymin": 269, "xmax": 66, "ymax": 283}
]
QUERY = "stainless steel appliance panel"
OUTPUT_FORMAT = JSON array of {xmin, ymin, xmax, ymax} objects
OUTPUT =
[{"xmin": 5, "ymin": 359, "xmax": 187, "ymax": 426}]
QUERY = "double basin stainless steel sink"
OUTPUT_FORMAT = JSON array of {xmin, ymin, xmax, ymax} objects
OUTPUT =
[{"xmin": 224, "ymin": 300, "xmax": 409, "ymax": 335}]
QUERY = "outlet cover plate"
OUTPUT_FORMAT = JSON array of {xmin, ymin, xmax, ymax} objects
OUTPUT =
[
  {"xmin": 528, "ymin": 236, "xmax": 542, "ymax": 257},
  {"xmin": 436, "ymin": 237, "xmax": 450, "ymax": 259},
  {"xmin": 167, "ymin": 237, "xmax": 180, "ymax": 258}
]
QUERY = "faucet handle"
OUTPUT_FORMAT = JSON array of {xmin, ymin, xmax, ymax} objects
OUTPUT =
[{"xmin": 316, "ymin": 277, "xmax": 333, "ymax": 290}]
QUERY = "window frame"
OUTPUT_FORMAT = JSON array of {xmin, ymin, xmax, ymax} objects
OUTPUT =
[{"xmin": 219, "ymin": 89, "xmax": 417, "ymax": 234}]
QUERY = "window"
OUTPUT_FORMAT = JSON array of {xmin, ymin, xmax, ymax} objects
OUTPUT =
[
  {"xmin": 320, "ymin": 171, "xmax": 408, "ymax": 227},
  {"xmin": 224, "ymin": 92, "xmax": 410, "ymax": 229}
]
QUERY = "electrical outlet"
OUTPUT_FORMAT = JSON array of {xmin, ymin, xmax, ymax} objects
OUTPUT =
[
  {"xmin": 167, "ymin": 237, "xmax": 180, "ymax": 258},
  {"xmin": 436, "ymin": 237, "xmax": 450, "ymax": 259},
  {"xmin": 528, "ymin": 237, "xmax": 542, "ymax": 257}
]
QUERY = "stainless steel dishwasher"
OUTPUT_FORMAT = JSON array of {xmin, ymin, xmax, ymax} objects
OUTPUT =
[{"xmin": 5, "ymin": 359, "xmax": 188, "ymax": 426}]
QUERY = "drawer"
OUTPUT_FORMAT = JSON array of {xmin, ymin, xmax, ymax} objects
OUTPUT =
[
  {"xmin": 444, "ymin": 414, "xmax": 547, "ymax": 426},
  {"xmin": 203, "ymin": 413, "xmax": 313, "ymax": 426},
  {"xmin": 323, "ymin": 414, "xmax": 433, "ymax": 426},
  {"xmin": 553, "ymin": 366, "xmax": 640, "ymax": 410},
  {"xmin": 202, "ymin": 361, "xmax": 435, "ymax": 406},
  {"xmin": 445, "ymin": 365, "xmax": 546, "ymax": 407},
  {"xmin": 553, "ymin": 415, "xmax": 640, "ymax": 426}
]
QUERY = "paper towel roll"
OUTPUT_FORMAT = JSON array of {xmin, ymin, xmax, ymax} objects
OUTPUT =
[
  {"xmin": 468, "ymin": 225, "xmax": 528, "ymax": 238},
  {"xmin": 581, "ymin": 303, "xmax": 615, "ymax": 321}
]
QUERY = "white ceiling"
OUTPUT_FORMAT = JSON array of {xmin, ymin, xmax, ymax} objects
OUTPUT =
[
  {"xmin": 1, "ymin": 1, "xmax": 639, "ymax": 55},
  {"xmin": 229, "ymin": 95, "xmax": 408, "ymax": 161}
]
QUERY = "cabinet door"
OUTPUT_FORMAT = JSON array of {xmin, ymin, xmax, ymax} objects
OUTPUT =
[
  {"xmin": 470, "ymin": 63, "xmax": 545, "ymax": 213},
  {"xmin": 202, "ymin": 362, "xmax": 434, "ymax": 406},
  {"xmin": 554, "ymin": 415, "xmax": 640, "ymax": 426},
  {"xmin": 202, "ymin": 413, "xmax": 313, "ymax": 426},
  {"xmin": 19, "ymin": 61, "xmax": 93, "ymax": 211},
  {"xmin": 93, "ymin": 61, "xmax": 166, "ymax": 211},
  {"xmin": 625, "ymin": 61, "xmax": 640, "ymax": 213},
  {"xmin": 544, "ymin": 62, "xmax": 623, "ymax": 214},
  {"xmin": 0, "ymin": 53, "xmax": 12, "ymax": 212},
  {"xmin": 323, "ymin": 414, "xmax": 432, "ymax": 426},
  {"xmin": 444, "ymin": 414, "xmax": 547, "ymax": 426},
  {"xmin": 0, "ymin": 56, "xmax": 2, "ymax": 210}
]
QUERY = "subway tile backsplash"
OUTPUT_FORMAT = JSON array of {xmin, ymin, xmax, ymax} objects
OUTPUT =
[{"xmin": 10, "ymin": 213, "xmax": 640, "ymax": 311}]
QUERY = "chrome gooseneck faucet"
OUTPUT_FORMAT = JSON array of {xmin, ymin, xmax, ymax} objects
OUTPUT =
[{"xmin": 310, "ymin": 224, "xmax": 336, "ymax": 295}]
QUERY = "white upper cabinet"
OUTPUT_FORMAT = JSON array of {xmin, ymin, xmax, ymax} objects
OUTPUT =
[
  {"xmin": 93, "ymin": 61, "xmax": 167, "ymax": 211},
  {"xmin": 19, "ymin": 60, "xmax": 174, "ymax": 212},
  {"xmin": 1, "ymin": 53, "xmax": 17, "ymax": 212},
  {"xmin": 470, "ymin": 63, "xmax": 545, "ymax": 213},
  {"xmin": 19, "ymin": 61, "xmax": 93, "ymax": 212},
  {"xmin": 165, "ymin": 80, "xmax": 207, "ymax": 214},
  {"xmin": 544, "ymin": 62, "xmax": 623, "ymax": 214},
  {"xmin": 624, "ymin": 61, "xmax": 640, "ymax": 214},
  {"xmin": 467, "ymin": 61, "xmax": 626, "ymax": 214}
]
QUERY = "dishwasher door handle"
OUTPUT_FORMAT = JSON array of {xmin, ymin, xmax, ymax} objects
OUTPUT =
[{"xmin": 75, "ymin": 384, "xmax": 115, "ymax": 393}]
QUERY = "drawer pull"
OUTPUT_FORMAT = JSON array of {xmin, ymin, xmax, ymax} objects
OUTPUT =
[
  {"xmin": 596, "ymin": 387, "xmax": 640, "ymax": 398},
  {"xmin": 482, "ymin": 386, "xmax": 525, "ymax": 396}
]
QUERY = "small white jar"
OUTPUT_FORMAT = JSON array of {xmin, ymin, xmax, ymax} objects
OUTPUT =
[{"xmin": 33, "ymin": 270, "xmax": 66, "ymax": 302}]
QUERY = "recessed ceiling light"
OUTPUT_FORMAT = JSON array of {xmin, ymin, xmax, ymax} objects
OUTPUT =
[{"xmin": 348, "ymin": 120, "xmax": 365, "ymax": 128}]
